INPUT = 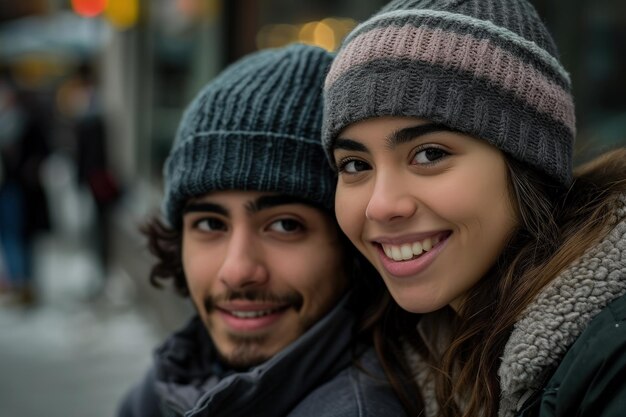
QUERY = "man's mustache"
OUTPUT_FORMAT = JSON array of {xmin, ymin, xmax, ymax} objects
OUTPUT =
[{"xmin": 204, "ymin": 290, "xmax": 303, "ymax": 313}]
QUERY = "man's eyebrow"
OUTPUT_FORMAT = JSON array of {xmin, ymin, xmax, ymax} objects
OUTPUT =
[
  {"xmin": 245, "ymin": 195, "xmax": 316, "ymax": 214},
  {"xmin": 386, "ymin": 124, "xmax": 455, "ymax": 149},
  {"xmin": 182, "ymin": 202, "xmax": 228, "ymax": 217}
]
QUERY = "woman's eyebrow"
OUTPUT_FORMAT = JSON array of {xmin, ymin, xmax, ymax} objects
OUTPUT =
[
  {"xmin": 387, "ymin": 124, "xmax": 455, "ymax": 149},
  {"xmin": 333, "ymin": 138, "xmax": 369, "ymax": 153}
]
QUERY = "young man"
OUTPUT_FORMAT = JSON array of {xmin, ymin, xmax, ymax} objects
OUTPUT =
[{"xmin": 117, "ymin": 44, "xmax": 407, "ymax": 417}]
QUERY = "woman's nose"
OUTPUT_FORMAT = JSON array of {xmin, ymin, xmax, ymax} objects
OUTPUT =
[{"xmin": 365, "ymin": 173, "xmax": 418, "ymax": 224}]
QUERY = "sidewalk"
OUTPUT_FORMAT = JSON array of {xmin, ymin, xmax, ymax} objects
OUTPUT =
[{"xmin": 0, "ymin": 233, "xmax": 162, "ymax": 417}]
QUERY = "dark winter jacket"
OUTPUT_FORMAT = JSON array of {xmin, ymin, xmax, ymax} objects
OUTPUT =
[
  {"xmin": 499, "ymin": 195, "xmax": 626, "ymax": 417},
  {"xmin": 514, "ymin": 292, "xmax": 626, "ymax": 416},
  {"xmin": 405, "ymin": 195, "xmax": 626, "ymax": 417},
  {"xmin": 117, "ymin": 293, "xmax": 407, "ymax": 417}
]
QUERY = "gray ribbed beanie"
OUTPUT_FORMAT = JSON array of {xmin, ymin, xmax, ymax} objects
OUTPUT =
[
  {"xmin": 163, "ymin": 44, "xmax": 335, "ymax": 228},
  {"xmin": 323, "ymin": 0, "xmax": 576, "ymax": 186}
]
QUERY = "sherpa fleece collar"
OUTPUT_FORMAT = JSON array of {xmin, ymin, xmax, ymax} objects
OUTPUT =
[{"xmin": 498, "ymin": 195, "xmax": 626, "ymax": 417}]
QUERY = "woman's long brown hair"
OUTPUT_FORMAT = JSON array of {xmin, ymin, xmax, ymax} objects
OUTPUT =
[{"xmin": 365, "ymin": 148, "xmax": 626, "ymax": 417}]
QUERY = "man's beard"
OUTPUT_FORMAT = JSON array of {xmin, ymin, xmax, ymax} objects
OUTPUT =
[
  {"xmin": 216, "ymin": 334, "xmax": 271, "ymax": 370},
  {"xmin": 202, "ymin": 289, "xmax": 306, "ymax": 370}
]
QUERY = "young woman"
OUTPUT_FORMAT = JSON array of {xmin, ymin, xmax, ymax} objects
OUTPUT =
[{"xmin": 322, "ymin": 0, "xmax": 626, "ymax": 416}]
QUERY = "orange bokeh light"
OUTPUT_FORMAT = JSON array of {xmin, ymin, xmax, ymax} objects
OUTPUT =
[{"xmin": 71, "ymin": 0, "xmax": 107, "ymax": 18}]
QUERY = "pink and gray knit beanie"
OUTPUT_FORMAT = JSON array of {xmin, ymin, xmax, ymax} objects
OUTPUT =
[{"xmin": 323, "ymin": 0, "xmax": 576, "ymax": 186}]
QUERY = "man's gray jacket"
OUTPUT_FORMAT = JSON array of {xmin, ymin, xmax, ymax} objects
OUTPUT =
[{"xmin": 117, "ymin": 294, "xmax": 407, "ymax": 417}]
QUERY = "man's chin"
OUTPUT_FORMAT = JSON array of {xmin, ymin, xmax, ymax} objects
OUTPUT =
[
  {"xmin": 218, "ymin": 349, "xmax": 271, "ymax": 371},
  {"xmin": 210, "ymin": 318, "xmax": 304, "ymax": 370},
  {"xmin": 215, "ymin": 334, "xmax": 277, "ymax": 370}
]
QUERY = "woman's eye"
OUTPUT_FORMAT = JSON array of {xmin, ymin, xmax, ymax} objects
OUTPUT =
[
  {"xmin": 196, "ymin": 218, "xmax": 227, "ymax": 232},
  {"xmin": 338, "ymin": 158, "xmax": 370, "ymax": 174},
  {"xmin": 268, "ymin": 219, "xmax": 303, "ymax": 233},
  {"xmin": 412, "ymin": 147, "xmax": 449, "ymax": 165}
]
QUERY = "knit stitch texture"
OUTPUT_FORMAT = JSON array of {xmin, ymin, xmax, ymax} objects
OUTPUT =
[
  {"xmin": 162, "ymin": 44, "xmax": 335, "ymax": 227},
  {"xmin": 323, "ymin": 0, "xmax": 575, "ymax": 186}
]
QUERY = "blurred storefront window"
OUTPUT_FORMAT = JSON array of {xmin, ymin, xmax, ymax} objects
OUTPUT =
[{"xmin": 531, "ymin": 0, "xmax": 626, "ymax": 163}]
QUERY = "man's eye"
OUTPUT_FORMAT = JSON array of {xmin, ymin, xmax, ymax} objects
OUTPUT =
[
  {"xmin": 196, "ymin": 218, "xmax": 227, "ymax": 232},
  {"xmin": 268, "ymin": 219, "xmax": 303, "ymax": 233},
  {"xmin": 412, "ymin": 147, "xmax": 449, "ymax": 165},
  {"xmin": 337, "ymin": 158, "xmax": 370, "ymax": 174}
]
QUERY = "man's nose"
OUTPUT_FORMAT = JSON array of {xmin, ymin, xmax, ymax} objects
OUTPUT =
[{"xmin": 217, "ymin": 229, "xmax": 269, "ymax": 290}]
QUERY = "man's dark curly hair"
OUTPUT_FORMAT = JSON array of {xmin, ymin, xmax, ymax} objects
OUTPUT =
[{"xmin": 141, "ymin": 216, "xmax": 189, "ymax": 296}]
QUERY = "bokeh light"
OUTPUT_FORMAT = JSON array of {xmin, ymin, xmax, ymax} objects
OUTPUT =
[
  {"xmin": 71, "ymin": 0, "xmax": 107, "ymax": 18},
  {"xmin": 104, "ymin": 0, "xmax": 139, "ymax": 30},
  {"xmin": 256, "ymin": 17, "xmax": 357, "ymax": 51}
]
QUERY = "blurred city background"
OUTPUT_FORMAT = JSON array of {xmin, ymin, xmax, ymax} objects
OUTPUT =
[{"xmin": 0, "ymin": 0, "xmax": 624, "ymax": 416}]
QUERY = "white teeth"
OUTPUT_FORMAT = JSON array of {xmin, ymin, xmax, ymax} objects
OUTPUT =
[
  {"xmin": 412, "ymin": 242, "xmax": 423, "ymax": 255},
  {"xmin": 230, "ymin": 309, "xmax": 277, "ymax": 319},
  {"xmin": 400, "ymin": 245, "xmax": 413, "ymax": 260},
  {"xmin": 391, "ymin": 246, "xmax": 402, "ymax": 261},
  {"xmin": 381, "ymin": 235, "xmax": 443, "ymax": 261}
]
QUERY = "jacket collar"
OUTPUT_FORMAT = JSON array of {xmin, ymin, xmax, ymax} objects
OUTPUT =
[
  {"xmin": 498, "ymin": 195, "xmax": 626, "ymax": 417},
  {"xmin": 154, "ymin": 291, "xmax": 358, "ymax": 417}
]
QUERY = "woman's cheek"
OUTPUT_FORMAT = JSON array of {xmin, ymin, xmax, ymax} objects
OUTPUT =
[{"xmin": 335, "ymin": 186, "xmax": 367, "ymax": 248}]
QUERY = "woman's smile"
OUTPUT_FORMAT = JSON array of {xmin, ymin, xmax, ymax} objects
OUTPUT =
[
  {"xmin": 374, "ymin": 230, "xmax": 450, "ymax": 277},
  {"xmin": 375, "ymin": 230, "xmax": 450, "ymax": 261}
]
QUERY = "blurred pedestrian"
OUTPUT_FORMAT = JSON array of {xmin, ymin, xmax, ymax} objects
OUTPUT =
[
  {"xmin": 58, "ymin": 63, "xmax": 121, "ymax": 292},
  {"xmin": 75, "ymin": 112, "xmax": 120, "ymax": 287},
  {"xmin": 0, "ymin": 71, "xmax": 51, "ymax": 307}
]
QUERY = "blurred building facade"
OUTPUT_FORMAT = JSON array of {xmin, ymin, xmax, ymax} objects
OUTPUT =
[{"xmin": 1, "ymin": 0, "xmax": 625, "ymax": 327}]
